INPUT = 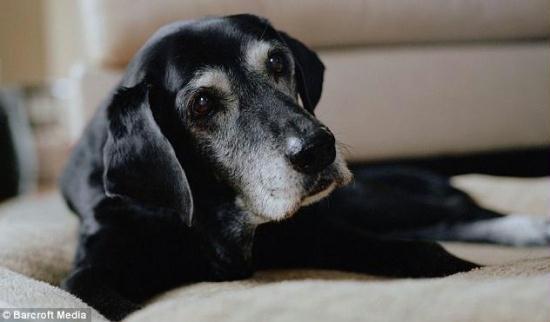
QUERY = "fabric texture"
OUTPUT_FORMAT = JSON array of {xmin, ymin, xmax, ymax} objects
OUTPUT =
[
  {"xmin": 315, "ymin": 43, "xmax": 550, "ymax": 161},
  {"xmin": 80, "ymin": 0, "xmax": 550, "ymax": 67},
  {"xmin": 0, "ymin": 267, "xmax": 108, "ymax": 322},
  {"xmin": 0, "ymin": 175, "xmax": 548, "ymax": 321},
  {"xmin": 126, "ymin": 260, "xmax": 550, "ymax": 322}
]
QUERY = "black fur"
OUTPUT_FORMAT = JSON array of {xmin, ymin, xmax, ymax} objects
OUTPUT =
[{"xmin": 58, "ymin": 15, "xmax": 500, "ymax": 321}]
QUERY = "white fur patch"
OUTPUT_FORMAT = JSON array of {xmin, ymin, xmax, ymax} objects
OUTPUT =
[
  {"xmin": 189, "ymin": 68, "xmax": 232, "ymax": 93},
  {"xmin": 164, "ymin": 64, "xmax": 184, "ymax": 92},
  {"xmin": 239, "ymin": 152, "xmax": 304, "ymax": 221},
  {"xmin": 452, "ymin": 215, "xmax": 550, "ymax": 246},
  {"xmin": 286, "ymin": 137, "xmax": 303, "ymax": 155},
  {"xmin": 244, "ymin": 40, "xmax": 272, "ymax": 71}
]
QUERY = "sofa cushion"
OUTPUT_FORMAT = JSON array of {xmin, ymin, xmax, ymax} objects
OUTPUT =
[
  {"xmin": 0, "ymin": 267, "xmax": 108, "ymax": 322},
  {"xmin": 0, "ymin": 193, "xmax": 77, "ymax": 285},
  {"xmin": 126, "ymin": 261, "xmax": 550, "ymax": 322},
  {"xmin": 317, "ymin": 43, "xmax": 550, "ymax": 161},
  {"xmin": 80, "ymin": 0, "xmax": 550, "ymax": 67}
]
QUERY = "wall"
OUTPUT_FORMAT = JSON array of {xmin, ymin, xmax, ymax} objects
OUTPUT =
[
  {"xmin": 0, "ymin": 0, "xmax": 83, "ymax": 86},
  {"xmin": 0, "ymin": 0, "xmax": 47, "ymax": 85}
]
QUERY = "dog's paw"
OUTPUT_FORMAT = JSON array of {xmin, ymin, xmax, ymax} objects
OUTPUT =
[{"xmin": 457, "ymin": 215, "xmax": 550, "ymax": 246}]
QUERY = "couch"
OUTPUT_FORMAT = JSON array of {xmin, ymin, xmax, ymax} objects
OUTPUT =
[{"xmin": 1, "ymin": 1, "xmax": 549, "ymax": 321}]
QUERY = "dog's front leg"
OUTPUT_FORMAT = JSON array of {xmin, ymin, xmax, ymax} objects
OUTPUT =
[
  {"xmin": 254, "ymin": 215, "xmax": 478, "ymax": 277},
  {"xmin": 62, "ymin": 266, "xmax": 142, "ymax": 321},
  {"xmin": 315, "ymin": 227, "xmax": 479, "ymax": 277}
]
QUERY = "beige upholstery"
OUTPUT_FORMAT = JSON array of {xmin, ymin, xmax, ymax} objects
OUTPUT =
[
  {"xmin": 80, "ymin": 0, "xmax": 550, "ymax": 67},
  {"xmin": 127, "ymin": 262, "xmax": 550, "ymax": 322},
  {"xmin": 317, "ymin": 43, "xmax": 550, "ymax": 161}
]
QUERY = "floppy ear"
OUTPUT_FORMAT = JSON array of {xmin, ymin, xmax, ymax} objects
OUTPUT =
[
  {"xmin": 102, "ymin": 82, "xmax": 194, "ymax": 226},
  {"xmin": 279, "ymin": 32, "xmax": 325, "ymax": 112}
]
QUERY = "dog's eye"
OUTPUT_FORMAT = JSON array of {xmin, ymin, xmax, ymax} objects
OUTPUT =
[
  {"xmin": 190, "ymin": 93, "xmax": 212, "ymax": 117},
  {"xmin": 267, "ymin": 52, "xmax": 287, "ymax": 78}
]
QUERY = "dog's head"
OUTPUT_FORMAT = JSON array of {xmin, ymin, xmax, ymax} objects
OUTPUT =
[{"xmin": 103, "ymin": 14, "xmax": 352, "ymax": 226}]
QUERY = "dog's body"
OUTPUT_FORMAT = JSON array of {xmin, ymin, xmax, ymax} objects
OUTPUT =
[{"xmin": 60, "ymin": 15, "xmax": 549, "ymax": 321}]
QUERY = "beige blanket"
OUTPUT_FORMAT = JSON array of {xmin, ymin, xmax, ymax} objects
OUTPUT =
[{"xmin": 0, "ymin": 174, "xmax": 548, "ymax": 322}]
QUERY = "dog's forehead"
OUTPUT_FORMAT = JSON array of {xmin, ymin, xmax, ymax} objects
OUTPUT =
[
  {"xmin": 183, "ymin": 40, "xmax": 286, "ymax": 100},
  {"xmin": 189, "ymin": 23, "xmax": 279, "ymax": 70},
  {"xmin": 163, "ymin": 17, "xmax": 278, "ymax": 61},
  {"xmin": 187, "ymin": 38, "xmax": 274, "ymax": 84},
  {"xmin": 145, "ymin": 17, "xmax": 284, "ymax": 91}
]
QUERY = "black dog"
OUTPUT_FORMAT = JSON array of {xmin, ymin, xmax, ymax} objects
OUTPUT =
[{"xmin": 60, "ymin": 14, "xmax": 549, "ymax": 321}]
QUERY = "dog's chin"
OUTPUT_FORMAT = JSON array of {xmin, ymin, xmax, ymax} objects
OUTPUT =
[
  {"xmin": 301, "ymin": 165, "xmax": 353, "ymax": 207},
  {"xmin": 240, "ymin": 164, "xmax": 353, "ymax": 224},
  {"xmin": 236, "ymin": 195, "xmax": 301, "ymax": 225}
]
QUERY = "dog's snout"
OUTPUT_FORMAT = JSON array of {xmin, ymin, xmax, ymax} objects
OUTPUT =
[{"xmin": 287, "ymin": 130, "xmax": 336, "ymax": 174}]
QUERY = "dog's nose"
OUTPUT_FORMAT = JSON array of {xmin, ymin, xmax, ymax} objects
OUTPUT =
[{"xmin": 287, "ymin": 130, "xmax": 336, "ymax": 174}]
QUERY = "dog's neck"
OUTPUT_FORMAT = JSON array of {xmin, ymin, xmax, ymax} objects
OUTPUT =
[
  {"xmin": 193, "ymin": 198, "xmax": 263, "ymax": 279},
  {"xmin": 214, "ymin": 200, "xmax": 260, "ymax": 248},
  {"xmin": 183, "ymin": 160, "xmax": 271, "ymax": 278}
]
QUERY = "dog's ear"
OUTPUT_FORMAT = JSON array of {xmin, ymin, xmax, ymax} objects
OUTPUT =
[
  {"xmin": 279, "ymin": 32, "xmax": 325, "ymax": 112},
  {"xmin": 102, "ymin": 82, "xmax": 194, "ymax": 226}
]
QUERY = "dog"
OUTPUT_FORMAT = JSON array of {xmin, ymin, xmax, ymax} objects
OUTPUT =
[{"xmin": 59, "ymin": 14, "xmax": 550, "ymax": 321}]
